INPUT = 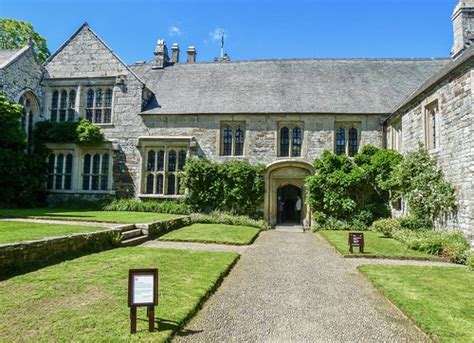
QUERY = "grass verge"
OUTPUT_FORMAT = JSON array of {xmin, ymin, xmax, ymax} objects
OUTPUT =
[
  {"xmin": 0, "ymin": 221, "xmax": 108, "ymax": 244},
  {"xmin": 0, "ymin": 208, "xmax": 179, "ymax": 224},
  {"xmin": 0, "ymin": 247, "xmax": 239, "ymax": 342},
  {"xmin": 359, "ymin": 265, "xmax": 473, "ymax": 342},
  {"xmin": 318, "ymin": 230, "xmax": 435, "ymax": 259},
  {"xmin": 158, "ymin": 223, "xmax": 260, "ymax": 245}
]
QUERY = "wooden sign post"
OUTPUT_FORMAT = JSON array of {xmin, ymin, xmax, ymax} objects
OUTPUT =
[
  {"xmin": 348, "ymin": 232, "xmax": 365, "ymax": 253},
  {"xmin": 128, "ymin": 268, "xmax": 159, "ymax": 334}
]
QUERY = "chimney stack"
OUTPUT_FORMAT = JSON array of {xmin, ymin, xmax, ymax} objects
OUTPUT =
[
  {"xmin": 171, "ymin": 43, "xmax": 180, "ymax": 63},
  {"xmin": 186, "ymin": 46, "xmax": 197, "ymax": 63},
  {"xmin": 451, "ymin": 0, "xmax": 474, "ymax": 58},
  {"xmin": 153, "ymin": 39, "xmax": 169, "ymax": 69}
]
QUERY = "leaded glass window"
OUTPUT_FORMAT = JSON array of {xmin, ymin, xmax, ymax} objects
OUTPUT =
[
  {"xmin": 235, "ymin": 127, "xmax": 244, "ymax": 156},
  {"xmin": 167, "ymin": 174, "xmax": 175, "ymax": 195},
  {"xmin": 223, "ymin": 126, "xmax": 233, "ymax": 156},
  {"xmin": 50, "ymin": 89, "xmax": 76, "ymax": 122},
  {"xmin": 82, "ymin": 153, "xmax": 110, "ymax": 191},
  {"xmin": 348, "ymin": 128, "xmax": 359, "ymax": 157},
  {"xmin": 47, "ymin": 153, "xmax": 74, "ymax": 190},
  {"xmin": 291, "ymin": 127, "xmax": 302, "ymax": 157},
  {"xmin": 280, "ymin": 127, "xmax": 290, "ymax": 157},
  {"xmin": 335, "ymin": 127, "xmax": 346, "ymax": 155},
  {"xmin": 178, "ymin": 150, "xmax": 187, "ymax": 171},
  {"xmin": 85, "ymin": 88, "xmax": 113, "ymax": 124}
]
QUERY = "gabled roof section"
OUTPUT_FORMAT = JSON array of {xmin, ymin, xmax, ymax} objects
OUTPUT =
[
  {"xmin": 130, "ymin": 58, "xmax": 449, "ymax": 115},
  {"xmin": 0, "ymin": 45, "xmax": 31, "ymax": 69},
  {"xmin": 44, "ymin": 22, "xmax": 144, "ymax": 85},
  {"xmin": 387, "ymin": 47, "xmax": 474, "ymax": 121}
]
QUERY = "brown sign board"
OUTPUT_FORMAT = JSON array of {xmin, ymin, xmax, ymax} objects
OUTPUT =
[
  {"xmin": 128, "ymin": 268, "xmax": 159, "ymax": 333},
  {"xmin": 348, "ymin": 232, "xmax": 364, "ymax": 253}
]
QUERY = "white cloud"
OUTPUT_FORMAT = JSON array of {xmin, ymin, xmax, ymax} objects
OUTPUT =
[
  {"xmin": 168, "ymin": 26, "xmax": 182, "ymax": 37},
  {"xmin": 209, "ymin": 27, "xmax": 228, "ymax": 42}
]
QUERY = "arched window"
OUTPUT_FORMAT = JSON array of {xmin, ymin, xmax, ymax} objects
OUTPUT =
[
  {"xmin": 19, "ymin": 92, "xmax": 39, "ymax": 147},
  {"xmin": 223, "ymin": 126, "xmax": 233, "ymax": 156},
  {"xmin": 55, "ymin": 154, "xmax": 64, "ymax": 189},
  {"xmin": 82, "ymin": 153, "xmax": 110, "ymax": 191},
  {"xmin": 59, "ymin": 90, "xmax": 67, "ymax": 122},
  {"xmin": 146, "ymin": 174, "xmax": 154, "ymax": 194},
  {"xmin": 51, "ymin": 91, "xmax": 59, "ymax": 122},
  {"xmin": 348, "ymin": 128, "xmax": 358, "ymax": 157},
  {"xmin": 86, "ymin": 89, "xmax": 94, "ymax": 122},
  {"xmin": 235, "ymin": 127, "xmax": 244, "ymax": 156},
  {"xmin": 167, "ymin": 174, "xmax": 175, "ymax": 195},
  {"xmin": 292, "ymin": 127, "xmax": 302, "ymax": 157},
  {"xmin": 178, "ymin": 150, "xmax": 187, "ymax": 171},
  {"xmin": 64, "ymin": 154, "xmax": 73, "ymax": 190},
  {"xmin": 68, "ymin": 90, "xmax": 76, "ymax": 122},
  {"xmin": 156, "ymin": 174, "xmax": 164, "ymax": 194},
  {"xmin": 47, "ymin": 154, "xmax": 55, "ymax": 189},
  {"xmin": 335, "ymin": 127, "xmax": 346, "ymax": 155},
  {"xmin": 85, "ymin": 88, "xmax": 113, "ymax": 123},
  {"xmin": 157, "ymin": 150, "xmax": 165, "ymax": 171},
  {"xmin": 168, "ymin": 150, "xmax": 177, "ymax": 171},
  {"xmin": 280, "ymin": 127, "xmax": 290, "ymax": 157},
  {"xmin": 147, "ymin": 150, "xmax": 156, "ymax": 171}
]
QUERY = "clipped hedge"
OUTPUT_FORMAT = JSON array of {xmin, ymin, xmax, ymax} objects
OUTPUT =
[
  {"xmin": 191, "ymin": 212, "xmax": 269, "ymax": 230},
  {"xmin": 371, "ymin": 218, "xmax": 401, "ymax": 238},
  {"xmin": 103, "ymin": 198, "xmax": 190, "ymax": 215},
  {"xmin": 182, "ymin": 158, "xmax": 265, "ymax": 218}
]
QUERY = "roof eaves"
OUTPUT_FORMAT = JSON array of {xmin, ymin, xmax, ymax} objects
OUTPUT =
[
  {"xmin": 384, "ymin": 48, "xmax": 474, "ymax": 123},
  {"xmin": 0, "ymin": 45, "xmax": 31, "ymax": 69}
]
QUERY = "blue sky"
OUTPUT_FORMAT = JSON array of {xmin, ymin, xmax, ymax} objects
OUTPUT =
[{"xmin": 1, "ymin": 0, "xmax": 459, "ymax": 64}]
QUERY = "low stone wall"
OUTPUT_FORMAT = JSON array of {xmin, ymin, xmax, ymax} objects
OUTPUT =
[
  {"xmin": 0, "ymin": 227, "xmax": 123, "ymax": 280},
  {"xmin": 139, "ymin": 215, "xmax": 191, "ymax": 238}
]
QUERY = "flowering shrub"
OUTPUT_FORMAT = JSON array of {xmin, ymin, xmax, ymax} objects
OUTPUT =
[{"xmin": 388, "ymin": 148, "xmax": 456, "ymax": 224}]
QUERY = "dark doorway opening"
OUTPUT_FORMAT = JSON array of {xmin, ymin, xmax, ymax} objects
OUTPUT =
[{"xmin": 277, "ymin": 185, "xmax": 302, "ymax": 224}]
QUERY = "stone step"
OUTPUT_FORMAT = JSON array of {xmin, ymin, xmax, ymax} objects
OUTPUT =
[
  {"xmin": 121, "ymin": 228, "xmax": 143, "ymax": 240},
  {"xmin": 120, "ymin": 235, "xmax": 149, "ymax": 247}
]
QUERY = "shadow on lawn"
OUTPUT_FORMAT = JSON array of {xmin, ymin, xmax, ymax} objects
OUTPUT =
[{"xmin": 137, "ymin": 316, "xmax": 203, "ymax": 336}]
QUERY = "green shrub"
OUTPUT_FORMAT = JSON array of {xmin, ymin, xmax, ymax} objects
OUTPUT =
[
  {"xmin": 191, "ymin": 212, "xmax": 269, "ymax": 230},
  {"xmin": 392, "ymin": 228, "xmax": 470, "ymax": 264},
  {"xmin": 103, "ymin": 198, "xmax": 190, "ymax": 215},
  {"xmin": 371, "ymin": 218, "xmax": 402, "ymax": 238},
  {"xmin": 468, "ymin": 253, "xmax": 474, "ymax": 271},
  {"xmin": 322, "ymin": 217, "xmax": 351, "ymax": 231},
  {"xmin": 306, "ymin": 146, "xmax": 401, "ymax": 227},
  {"xmin": 399, "ymin": 215, "xmax": 432, "ymax": 231},
  {"xmin": 388, "ymin": 147, "xmax": 456, "ymax": 224},
  {"xmin": 182, "ymin": 158, "xmax": 265, "ymax": 218},
  {"xmin": 34, "ymin": 119, "xmax": 104, "ymax": 145}
]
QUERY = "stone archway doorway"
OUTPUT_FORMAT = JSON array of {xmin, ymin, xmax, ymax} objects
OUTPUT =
[
  {"xmin": 277, "ymin": 184, "xmax": 302, "ymax": 224},
  {"xmin": 264, "ymin": 160, "xmax": 314, "ymax": 228}
]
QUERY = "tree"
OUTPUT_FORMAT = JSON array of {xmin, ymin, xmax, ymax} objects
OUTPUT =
[
  {"xmin": 0, "ymin": 95, "xmax": 47, "ymax": 207},
  {"xmin": 0, "ymin": 19, "xmax": 50, "ymax": 63}
]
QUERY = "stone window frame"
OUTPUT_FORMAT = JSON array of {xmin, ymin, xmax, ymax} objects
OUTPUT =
[
  {"xmin": 47, "ymin": 150, "xmax": 74, "ymax": 191},
  {"xmin": 424, "ymin": 100, "xmax": 440, "ymax": 151},
  {"xmin": 81, "ymin": 151, "xmax": 112, "ymax": 191},
  {"xmin": 277, "ymin": 122, "xmax": 304, "ymax": 157},
  {"xmin": 45, "ymin": 143, "xmax": 114, "ymax": 194},
  {"xmin": 334, "ymin": 122, "xmax": 361, "ymax": 157},
  {"xmin": 49, "ymin": 88, "xmax": 77, "ymax": 122},
  {"xmin": 85, "ymin": 87, "xmax": 114, "ymax": 124},
  {"xmin": 387, "ymin": 117, "xmax": 402, "ymax": 153},
  {"xmin": 139, "ymin": 137, "xmax": 191, "ymax": 199},
  {"xmin": 219, "ymin": 121, "xmax": 246, "ymax": 157}
]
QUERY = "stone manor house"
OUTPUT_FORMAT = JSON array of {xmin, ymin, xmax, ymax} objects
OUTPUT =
[{"xmin": 0, "ymin": 1, "xmax": 472, "ymax": 244}]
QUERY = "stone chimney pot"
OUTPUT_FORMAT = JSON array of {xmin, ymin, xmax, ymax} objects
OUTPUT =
[
  {"xmin": 171, "ymin": 43, "xmax": 180, "ymax": 63},
  {"xmin": 186, "ymin": 46, "xmax": 197, "ymax": 64}
]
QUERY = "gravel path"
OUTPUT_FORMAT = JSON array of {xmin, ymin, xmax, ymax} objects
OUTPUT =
[
  {"xmin": 0, "ymin": 218, "xmax": 119, "ymax": 228},
  {"xmin": 174, "ymin": 231, "xmax": 428, "ymax": 342},
  {"xmin": 346, "ymin": 257, "xmax": 462, "ymax": 269},
  {"xmin": 141, "ymin": 240, "xmax": 248, "ymax": 253}
]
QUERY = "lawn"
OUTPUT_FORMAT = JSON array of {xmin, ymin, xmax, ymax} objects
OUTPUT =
[
  {"xmin": 0, "ymin": 208, "xmax": 180, "ymax": 224},
  {"xmin": 158, "ymin": 223, "xmax": 260, "ymax": 245},
  {"xmin": 318, "ymin": 230, "xmax": 433, "ymax": 259},
  {"xmin": 0, "ymin": 247, "xmax": 238, "ymax": 342},
  {"xmin": 0, "ymin": 221, "xmax": 109, "ymax": 244},
  {"xmin": 359, "ymin": 265, "xmax": 473, "ymax": 342}
]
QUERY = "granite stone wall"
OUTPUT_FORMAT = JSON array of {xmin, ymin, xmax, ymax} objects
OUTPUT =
[{"xmin": 389, "ymin": 65, "xmax": 474, "ymax": 244}]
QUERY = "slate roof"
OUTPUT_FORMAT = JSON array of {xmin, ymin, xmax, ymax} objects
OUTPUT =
[
  {"xmin": 0, "ymin": 46, "xmax": 30, "ymax": 69},
  {"xmin": 390, "ymin": 46, "xmax": 474, "ymax": 117},
  {"xmin": 130, "ymin": 58, "xmax": 450, "ymax": 115}
]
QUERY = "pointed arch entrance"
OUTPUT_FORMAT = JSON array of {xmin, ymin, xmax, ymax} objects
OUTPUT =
[
  {"xmin": 17, "ymin": 90, "xmax": 40, "ymax": 147},
  {"xmin": 264, "ymin": 160, "xmax": 314, "ymax": 228}
]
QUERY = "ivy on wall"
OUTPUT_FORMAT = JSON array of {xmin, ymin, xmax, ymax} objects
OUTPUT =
[{"xmin": 34, "ymin": 119, "xmax": 104, "ymax": 145}]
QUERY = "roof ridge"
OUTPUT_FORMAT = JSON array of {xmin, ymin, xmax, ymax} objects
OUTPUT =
[{"xmin": 0, "ymin": 45, "xmax": 31, "ymax": 69}]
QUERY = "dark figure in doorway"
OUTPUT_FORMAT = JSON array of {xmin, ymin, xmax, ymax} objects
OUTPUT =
[{"xmin": 278, "ymin": 196, "xmax": 284, "ymax": 224}]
